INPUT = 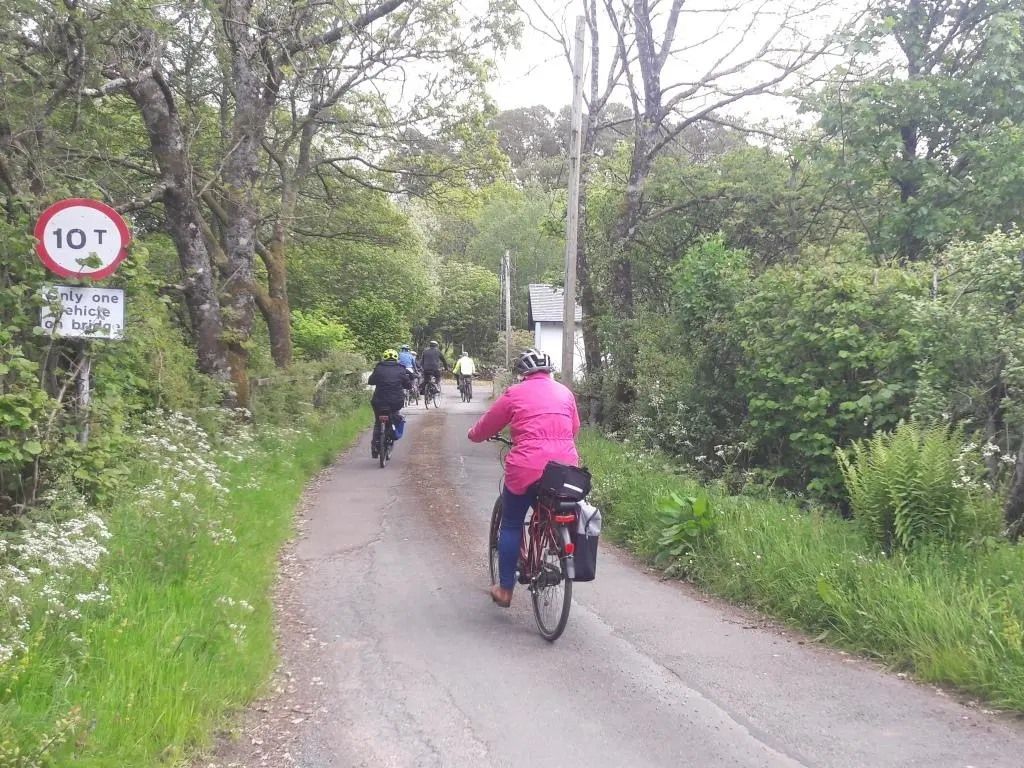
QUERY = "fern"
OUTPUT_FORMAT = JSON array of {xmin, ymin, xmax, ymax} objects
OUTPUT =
[{"xmin": 836, "ymin": 421, "xmax": 988, "ymax": 552}]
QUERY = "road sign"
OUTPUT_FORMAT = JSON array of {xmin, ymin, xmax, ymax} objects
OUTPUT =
[
  {"xmin": 34, "ymin": 198, "xmax": 131, "ymax": 280},
  {"xmin": 40, "ymin": 285, "xmax": 125, "ymax": 340}
]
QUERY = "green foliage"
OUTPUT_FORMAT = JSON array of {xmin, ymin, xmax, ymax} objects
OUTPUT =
[
  {"xmin": 339, "ymin": 296, "xmax": 410, "ymax": 361},
  {"xmin": 632, "ymin": 237, "xmax": 749, "ymax": 460},
  {"xmin": 909, "ymin": 231, "xmax": 1024, "ymax": 430},
  {"xmin": 485, "ymin": 329, "xmax": 535, "ymax": 368},
  {"xmin": 812, "ymin": 1, "xmax": 1024, "ymax": 262},
  {"xmin": 580, "ymin": 430, "xmax": 1024, "ymax": 711},
  {"xmin": 0, "ymin": 403, "xmax": 370, "ymax": 765},
  {"xmin": 0, "ymin": 707, "xmax": 81, "ymax": 768},
  {"xmin": 0, "ymin": 326, "xmax": 55, "ymax": 498},
  {"xmin": 0, "ymin": 228, "xmax": 221, "ymax": 510},
  {"xmin": 638, "ymin": 144, "xmax": 850, "ymax": 274},
  {"xmin": 736, "ymin": 262, "xmax": 926, "ymax": 498},
  {"xmin": 250, "ymin": 350, "xmax": 367, "ymax": 424},
  {"xmin": 463, "ymin": 185, "xmax": 564, "ymax": 325},
  {"xmin": 654, "ymin": 491, "xmax": 714, "ymax": 575},
  {"xmin": 837, "ymin": 421, "xmax": 1000, "ymax": 552},
  {"xmin": 288, "ymin": 226, "xmax": 436, "ymax": 335},
  {"xmin": 291, "ymin": 310, "xmax": 356, "ymax": 360},
  {"xmin": 423, "ymin": 260, "xmax": 499, "ymax": 354}
]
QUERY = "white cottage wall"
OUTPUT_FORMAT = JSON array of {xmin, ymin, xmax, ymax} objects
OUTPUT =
[{"xmin": 533, "ymin": 322, "xmax": 585, "ymax": 378}]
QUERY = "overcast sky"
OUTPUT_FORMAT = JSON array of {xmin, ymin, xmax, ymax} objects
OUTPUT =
[{"xmin": 474, "ymin": 0, "xmax": 867, "ymax": 124}]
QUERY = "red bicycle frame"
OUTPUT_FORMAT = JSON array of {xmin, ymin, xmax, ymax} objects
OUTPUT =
[{"xmin": 519, "ymin": 495, "xmax": 577, "ymax": 583}]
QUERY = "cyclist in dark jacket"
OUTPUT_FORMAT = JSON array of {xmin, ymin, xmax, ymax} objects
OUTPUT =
[
  {"xmin": 419, "ymin": 340, "xmax": 448, "ymax": 394},
  {"xmin": 369, "ymin": 350, "xmax": 413, "ymax": 456}
]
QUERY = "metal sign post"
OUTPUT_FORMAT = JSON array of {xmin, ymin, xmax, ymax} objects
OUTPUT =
[{"xmin": 76, "ymin": 349, "xmax": 92, "ymax": 445}]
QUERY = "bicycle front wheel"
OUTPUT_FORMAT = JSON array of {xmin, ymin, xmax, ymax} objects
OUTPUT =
[
  {"xmin": 531, "ymin": 532, "xmax": 572, "ymax": 641},
  {"xmin": 432, "ymin": 392, "xmax": 440, "ymax": 408}
]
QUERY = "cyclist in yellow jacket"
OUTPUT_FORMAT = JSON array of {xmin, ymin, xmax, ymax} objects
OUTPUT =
[{"xmin": 452, "ymin": 351, "xmax": 476, "ymax": 396}]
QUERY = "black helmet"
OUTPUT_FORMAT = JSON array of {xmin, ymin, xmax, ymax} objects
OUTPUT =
[{"xmin": 515, "ymin": 348, "xmax": 553, "ymax": 375}]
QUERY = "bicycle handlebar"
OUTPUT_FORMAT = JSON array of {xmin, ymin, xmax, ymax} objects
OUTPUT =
[{"xmin": 487, "ymin": 436, "xmax": 513, "ymax": 447}]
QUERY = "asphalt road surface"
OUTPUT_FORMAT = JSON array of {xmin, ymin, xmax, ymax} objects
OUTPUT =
[{"xmin": 224, "ymin": 386, "xmax": 1024, "ymax": 768}]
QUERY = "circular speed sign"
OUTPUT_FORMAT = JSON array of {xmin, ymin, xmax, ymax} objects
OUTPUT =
[{"xmin": 34, "ymin": 198, "xmax": 132, "ymax": 281}]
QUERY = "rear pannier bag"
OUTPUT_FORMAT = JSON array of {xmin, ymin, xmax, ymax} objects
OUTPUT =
[
  {"xmin": 539, "ymin": 461, "xmax": 592, "ymax": 502},
  {"xmin": 571, "ymin": 500, "xmax": 601, "ymax": 581}
]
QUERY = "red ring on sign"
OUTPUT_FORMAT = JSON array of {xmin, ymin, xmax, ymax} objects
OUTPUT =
[{"xmin": 34, "ymin": 198, "xmax": 132, "ymax": 281}]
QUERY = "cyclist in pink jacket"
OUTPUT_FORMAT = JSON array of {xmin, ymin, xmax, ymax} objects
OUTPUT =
[{"xmin": 467, "ymin": 348, "xmax": 581, "ymax": 607}]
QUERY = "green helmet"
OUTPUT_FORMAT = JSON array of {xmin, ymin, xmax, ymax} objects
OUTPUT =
[{"xmin": 382, "ymin": 349, "xmax": 399, "ymax": 361}]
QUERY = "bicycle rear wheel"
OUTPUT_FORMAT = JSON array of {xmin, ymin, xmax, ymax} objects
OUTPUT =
[
  {"xmin": 432, "ymin": 391, "xmax": 440, "ymax": 408},
  {"xmin": 379, "ymin": 433, "xmax": 389, "ymax": 468},
  {"xmin": 531, "ymin": 530, "xmax": 572, "ymax": 641},
  {"xmin": 488, "ymin": 496, "xmax": 502, "ymax": 586}
]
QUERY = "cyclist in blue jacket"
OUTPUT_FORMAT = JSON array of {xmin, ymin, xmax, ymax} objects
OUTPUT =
[{"xmin": 397, "ymin": 344, "xmax": 416, "ymax": 370}]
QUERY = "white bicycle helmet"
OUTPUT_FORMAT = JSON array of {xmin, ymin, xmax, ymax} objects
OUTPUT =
[{"xmin": 515, "ymin": 348, "xmax": 553, "ymax": 375}]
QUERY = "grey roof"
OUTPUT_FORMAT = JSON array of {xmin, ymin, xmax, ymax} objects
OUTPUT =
[{"xmin": 528, "ymin": 283, "xmax": 583, "ymax": 325}]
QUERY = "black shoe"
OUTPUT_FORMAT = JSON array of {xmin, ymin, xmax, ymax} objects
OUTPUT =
[{"xmin": 516, "ymin": 557, "xmax": 529, "ymax": 584}]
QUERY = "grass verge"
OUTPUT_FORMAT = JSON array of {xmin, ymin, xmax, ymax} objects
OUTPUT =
[
  {"xmin": 579, "ymin": 429, "xmax": 1024, "ymax": 711},
  {"xmin": 1, "ymin": 403, "xmax": 370, "ymax": 766}
]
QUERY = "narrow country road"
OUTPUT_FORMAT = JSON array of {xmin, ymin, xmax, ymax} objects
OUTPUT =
[{"xmin": 209, "ymin": 386, "xmax": 1024, "ymax": 768}]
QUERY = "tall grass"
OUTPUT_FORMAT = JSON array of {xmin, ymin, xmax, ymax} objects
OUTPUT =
[
  {"xmin": 1, "ymin": 403, "xmax": 370, "ymax": 766},
  {"xmin": 579, "ymin": 430, "xmax": 1024, "ymax": 710}
]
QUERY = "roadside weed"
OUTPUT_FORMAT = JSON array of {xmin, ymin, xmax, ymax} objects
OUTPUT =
[{"xmin": 654, "ymin": 491, "xmax": 714, "ymax": 575}]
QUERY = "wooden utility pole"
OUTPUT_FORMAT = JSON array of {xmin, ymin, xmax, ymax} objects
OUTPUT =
[
  {"xmin": 503, "ymin": 249, "xmax": 512, "ymax": 369},
  {"xmin": 561, "ymin": 15, "xmax": 586, "ymax": 387}
]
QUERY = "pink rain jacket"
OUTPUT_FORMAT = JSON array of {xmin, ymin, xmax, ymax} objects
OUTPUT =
[{"xmin": 468, "ymin": 372, "xmax": 581, "ymax": 494}]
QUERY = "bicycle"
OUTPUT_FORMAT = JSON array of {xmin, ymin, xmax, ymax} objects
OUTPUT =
[
  {"xmin": 459, "ymin": 375, "xmax": 473, "ymax": 403},
  {"xmin": 423, "ymin": 373, "xmax": 441, "ymax": 409},
  {"xmin": 373, "ymin": 412, "xmax": 396, "ymax": 468},
  {"xmin": 487, "ymin": 436, "xmax": 577, "ymax": 641},
  {"xmin": 405, "ymin": 374, "xmax": 420, "ymax": 407}
]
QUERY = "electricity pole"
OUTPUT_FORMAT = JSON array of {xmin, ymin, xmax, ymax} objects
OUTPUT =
[
  {"xmin": 561, "ymin": 15, "xmax": 586, "ymax": 388},
  {"xmin": 503, "ymin": 249, "xmax": 512, "ymax": 369}
]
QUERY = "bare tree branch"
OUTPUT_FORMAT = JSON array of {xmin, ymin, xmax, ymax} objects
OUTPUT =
[{"xmin": 115, "ymin": 180, "xmax": 170, "ymax": 213}]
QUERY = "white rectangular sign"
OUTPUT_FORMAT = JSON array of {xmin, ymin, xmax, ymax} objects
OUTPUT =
[{"xmin": 40, "ymin": 285, "xmax": 125, "ymax": 340}]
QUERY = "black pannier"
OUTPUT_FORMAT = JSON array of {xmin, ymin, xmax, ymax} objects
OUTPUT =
[
  {"xmin": 538, "ymin": 461, "xmax": 592, "ymax": 502},
  {"xmin": 571, "ymin": 501, "xmax": 601, "ymax": 581}
]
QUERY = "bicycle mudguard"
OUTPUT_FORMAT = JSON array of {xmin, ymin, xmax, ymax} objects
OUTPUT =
[{"xmin": 559, "ymin": 525, "xmax": 576, "ymax": 580}]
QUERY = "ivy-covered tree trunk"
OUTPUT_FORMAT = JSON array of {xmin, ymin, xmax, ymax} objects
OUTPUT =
[
  {"xmin": 255, "ymin": 226, "xmax": 293, "ymax": 368},
  {"xmin": 220, "ymin": 0, "xmax": 277, "ymax": 405},
  {"xmin": 606, "ymin": 114, "xmax": 658, "ymax": 420},
  {"xmin": 217, "ymin": 0, "xmax": 410, "ymax": 380},
  {"xmin": 255, "ymin": 118, "xmax": 317, "ymax": 369},
  {"xmin": 576, "ymin": 170, "xmax": 603, "ymax": 426},
  {"xmin": 128, "ymin": 71, "xmax": 231, "ymax": 383}
]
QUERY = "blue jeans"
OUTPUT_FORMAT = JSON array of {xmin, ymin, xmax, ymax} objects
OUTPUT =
[{"xmin": 498, "ymin": 485, "xmax": 537, "ymax": 590}]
